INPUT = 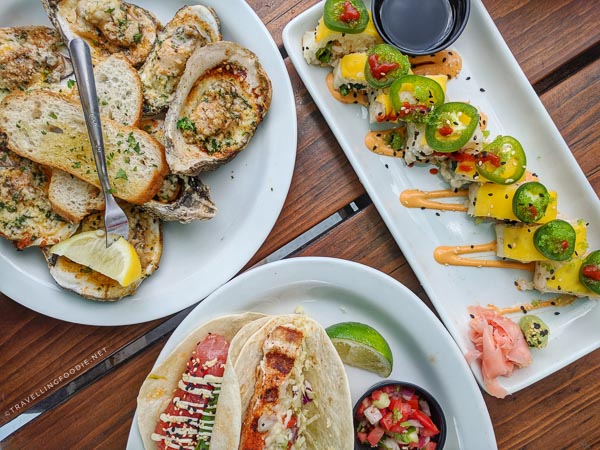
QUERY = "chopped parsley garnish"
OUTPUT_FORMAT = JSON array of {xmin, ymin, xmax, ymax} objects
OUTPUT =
[
  {"xmin": 133, "ymin": 33, "xmax": 143, "ymax": 44},
  {"xmin": 104, "ymin": 7, "xmax": 115, "ymax": 14},
  {"xmin": 67, "ymin": 79, "xmax": 75, "ymax": 89},
  {"xmin": 49, "ymin": 112, "xmax": 57, "ymax": 119},
  {"xmin": 115, "ymin": 168, "xmax": 128, "ymax": 181},
  {"xmin": 176, "ymin": 117, "xmax": 197, "ymax": 133}
]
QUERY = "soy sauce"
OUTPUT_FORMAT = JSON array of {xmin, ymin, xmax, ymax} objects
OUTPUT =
[{"xmin": 379, "ymin": 0, "xmax": 454, "ymax": 53}]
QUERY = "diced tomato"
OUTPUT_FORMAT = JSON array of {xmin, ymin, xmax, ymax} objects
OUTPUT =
[
  {"xmin": 389, "ymin": 398, "xmax": 403, "ymax": 414},
  {"xmin": 421, "ymin": 427, "xmax": 438, "ymax": 438},
  {"xmin": 371, "ymin": 389, "xmax": 384, "ymax": 401},
  {"xmin": 286, "ymin": 415, "xmax": 297, "ymax": 429},
  {"xmin": 356, "ymin": 397, "xmax": 372, "ymax": 418},
  {"xmin": 367, "ymin": 426, "xmax": 385, "ymax": 447},
  {"xmin": 439, "ymin": 125, "xmax": 453, "ymax": 136},
  {"xmin": 357, "ymin": 432, "xmax": 368, "ymax": 443},
  {"xmin": 411, "ymin": 409, "xmax": 439, "ymax": 434},
  {"xmin": 339, "ymin": 0, "xmax": 360, "ymax": 22},
  {"xmin": 583, "ymin": 264, "xmax": 600, "ymax": 281},
  {"xmin": 380, "ymin": 411, "xmax": 394, "ymax": 431},
  {"xmin": 389, "ymin": 420, "xmax": 407, "ymax": 434},
  {"xmin": 422, "ymin": 442, "xmax": 437, "ymax": 450},
  {"xmin": 407, "ymin": 397, "xmax": 419, "ymax": 412},
  {"xmin": 368, "ymin": 54, "xmax": 399, "ymax": 80}
]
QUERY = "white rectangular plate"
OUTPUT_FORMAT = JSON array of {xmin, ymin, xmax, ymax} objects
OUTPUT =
[{"xmin": 283, "ymin": 0, "xmax": 600, "ymax": 396}]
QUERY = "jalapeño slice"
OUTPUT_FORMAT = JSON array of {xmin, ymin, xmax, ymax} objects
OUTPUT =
[
  {"xmin": 425, "ymin": 102, "xmax": 480, "ymax": 152},
  {"xmin": 364, "ymin": 44, "xmax": 410, "ymax": 89},
  {"xmin": 533, "ymin": 220, "xmax": 576, "ymax": 261},
  {"xmin": 580, "ymin": 250, "xmax": 600, "ymax": 294},
  {"xmin": 512, "ymin": 181, "xmax": 550, "ymax": 223},
  {"xmin": 323, "ymin": 0, "xmax": 369, "ymax": 34},
  {"xmin": 389, "ymin": 75, "xmax": 445, "ymax": 123},
  {"xmin": 476, "ymin": 136, "xmax": 526, "ymax": 184}
]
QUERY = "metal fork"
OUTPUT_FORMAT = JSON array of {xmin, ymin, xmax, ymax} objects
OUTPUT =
[{"xmin": 69, "ymin": 39, "xmax": 129, "ymax": 246}]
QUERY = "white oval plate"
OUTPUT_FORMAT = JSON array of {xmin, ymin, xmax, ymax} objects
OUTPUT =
[
  {"xmin": 282, "ymin": 0, "xmax": 600, "ymax": 396},
  {"xmin": 127, "ymin": 257, "xmax": 497, "ymax": 449},
  {"xmin": 0, "ymin": 0, "xmax": 296, "ymax": 325}
]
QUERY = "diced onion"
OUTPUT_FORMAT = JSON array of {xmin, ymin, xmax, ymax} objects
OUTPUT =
[{"xmin": 418, "ymin": 399, "xmax": 431, "ymax": 416}]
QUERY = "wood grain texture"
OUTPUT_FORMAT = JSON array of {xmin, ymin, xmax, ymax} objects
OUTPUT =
[
  {"xmin": 1, "ymin": 337, "xmax": 167, "ymax": 450},
  {"xmin": 477, "ymin": 0, "xmax": 600, "ymax": 87},
  {"xmin": 540, "ymin": 58, "xmax": 600, "ymax": 192},
  {"xmin": 0, "ymin": 294, "xmax": 163, "ymax": 427},
  {"xmin": 245, "ymin": 59, "xmax": 365, "ymax": 266}
]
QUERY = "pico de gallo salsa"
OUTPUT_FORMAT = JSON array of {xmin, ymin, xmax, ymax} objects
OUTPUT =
[{"xmin": 355, "ymin": 383, "xmax": 443, "ymax": 450}]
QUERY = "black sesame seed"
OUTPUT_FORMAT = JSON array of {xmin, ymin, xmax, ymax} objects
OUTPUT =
[
  {"xmin": 466, "ymin": 76, "xmax": 471, "ymax": 80},
  {"xmin": 469, "ymin": 313, "xmax": 475, "ymax": 318},
  {"xmin": 554, "ymin": 311, "xmax": 560, "ymax": 315},
  {"xmin": 480, "ymin": 88, "xmax": 486, "ymax": 92}
]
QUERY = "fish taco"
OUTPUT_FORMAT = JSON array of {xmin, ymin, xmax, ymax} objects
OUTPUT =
[{"xmin": 234, "ymin": 314, "xmax": 354, "ymax": 449}]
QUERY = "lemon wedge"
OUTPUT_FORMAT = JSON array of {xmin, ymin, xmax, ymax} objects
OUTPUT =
[
  {"xmin": 50, "ymin": 230, "xmax": 142, "ymax": 287},
  {"xmin": 326, "ymin": 322, "xmax": 393, "ymax": 377}
]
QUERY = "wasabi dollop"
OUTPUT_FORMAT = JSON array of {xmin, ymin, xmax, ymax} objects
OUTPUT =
[{"xmin": 519, "ymin": 315, "xmax": 550, "ymax": 349}]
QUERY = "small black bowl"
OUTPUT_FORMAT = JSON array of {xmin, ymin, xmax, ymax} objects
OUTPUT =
[
  {"xmin": 371, "ymin": 0, "xmax": 470, "ymax": 56},
  {"xmin": 353, "ymin": 380, "xmax": 447, "ymax": 449}
]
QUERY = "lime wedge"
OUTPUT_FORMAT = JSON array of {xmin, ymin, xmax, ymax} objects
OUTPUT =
[{"xmin": 326, "ymin": 322, "xmax": 393, "ymax": 377}]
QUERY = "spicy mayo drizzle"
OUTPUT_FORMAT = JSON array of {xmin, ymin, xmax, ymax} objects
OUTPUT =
[
  {"xmin": 489, "ymin": 295, "xmax": 578, "ymax": 315},
  {"xmin": 365, "ymin": 129, "xmax": 405, "ymax": 157},
  {"xmin": 434, "ymin": 241, "xmax": 536, "ymax": 271},
  {"xmin": 400, "ymin": 188, "xmax": 468, "ymax": 211}
]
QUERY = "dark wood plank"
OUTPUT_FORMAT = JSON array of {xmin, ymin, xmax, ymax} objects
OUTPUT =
[
  {"xmin": 540, "ymin": 58, "xmax": 600, "ymax": 192},
  {"xmin": 246, "ymin": 59, "xmax": 365, "ymax": 265},
  {"xmin": 0, "ymin": 293, "xmax": 164, "ymax": 427},
  {"xmin": 1, "ymin": 337, "xmax": 167, "ymax": 450},
  {"xmin": 482, "ymin": 0, "xmax": 600, "ymax": 86}
]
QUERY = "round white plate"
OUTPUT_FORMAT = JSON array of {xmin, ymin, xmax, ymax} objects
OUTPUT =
[
  {"xmin": 127, "ymin": 257, "xmax": 497, "ymax": 449},
  {"xmin": 0, "ymin": 0, "xmax": 296, "ymax": 325}
]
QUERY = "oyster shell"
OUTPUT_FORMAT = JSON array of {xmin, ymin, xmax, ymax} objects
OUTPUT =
[
  {"xmin": 0, "ymin": 26, "xmax": 72, "ymax": 101},
  {"xmin": 142, "ymin": 173, "xmax": 217, "ymax": 223},
  {"xmin": 42, "ymin": 0, "xmax": 160, "ymax": 67},
  {"xmin": 164, "ymin": 41, "xmax": 272, "ymax": 175},
  {"xmin": 44, "ymin": 204, "xmax": 162, "ymax": 301},
  {"xmin": 139, "ymin": 118, "xmax": 217, "ymax": 223},
  {"xmin": 139, "ymin": 5, "xmax": 221, "ymax": 116}
]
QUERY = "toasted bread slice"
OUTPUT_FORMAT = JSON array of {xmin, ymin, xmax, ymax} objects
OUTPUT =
[
  {"xmin": 86, "ymin": 54, "xmax": 143, "ymax": 127},
  {"xmin": 48, "ymin": 169, "xmax": 104, "ymax": 223},
  {"xmin": 0, "ymin": 91, "xmax": 168, "ymax": 204}
]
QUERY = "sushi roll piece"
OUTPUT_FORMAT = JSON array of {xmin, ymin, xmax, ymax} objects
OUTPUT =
[
  {"xmin": 302, "ymin": 8, "xmax": 381, "ymax": 67},
  {"xmin": 496, "ymin": 219, "xmax": 588, "ymax": 263},
  {"xmin": 467, "ymin": 181, "xmax": 558, "ymax": 223},
  {"xmin": 534, "ymin": 253, "xmax": 600, "ymax": 298}
]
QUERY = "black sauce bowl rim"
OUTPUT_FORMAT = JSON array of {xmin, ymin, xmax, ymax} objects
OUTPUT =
[
  {"xmin": 370, "ymin": 0, "xmax": 471, "ymax": 56},
  {"xmin": 353, "ymin": 380, "xmax": 447, "ymax": 450}
]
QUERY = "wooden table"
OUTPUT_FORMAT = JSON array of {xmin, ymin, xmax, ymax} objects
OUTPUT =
[{"xmin": 1, "ymin": 0, "xmax": 598, "ymax": 448}]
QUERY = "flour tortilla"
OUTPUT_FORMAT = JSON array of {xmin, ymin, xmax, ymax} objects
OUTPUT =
[
  {"xmin": 136, "ymin": 312, "xmax": 266, "ymax": 450},
  {"xmin": 234, "ymin": 314, "xmax": 354, "ymax": 449}
]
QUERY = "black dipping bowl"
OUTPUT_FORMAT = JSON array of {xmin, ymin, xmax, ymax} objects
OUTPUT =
[
  {"xmin": 353, "ymin": 380, "xmax": 447, "ymax": 450},
  {"xmin": 372, "ymin": 0, "xmax": 470, "ymax": 56}
]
